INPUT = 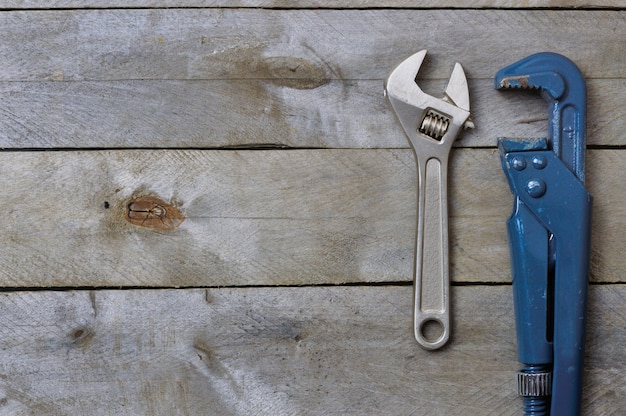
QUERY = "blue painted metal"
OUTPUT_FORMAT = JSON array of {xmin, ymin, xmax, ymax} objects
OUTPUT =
[
  {"xmin": 495, "ymin": 53, "xmax": 592, "ymax": 416},
  {"xmin": 495, "ymin": 52, "xmax": 587, "ymax": 183}
]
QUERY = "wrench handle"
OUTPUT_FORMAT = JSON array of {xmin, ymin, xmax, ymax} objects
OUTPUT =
[{"xmin": 414, "ymin": 156, "xmax": 450, "ymax": 350}]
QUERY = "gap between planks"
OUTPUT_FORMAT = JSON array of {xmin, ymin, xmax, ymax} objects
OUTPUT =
[{"xmin": 0, "ymin": 282, "xmax": 619, "ymax": 294}]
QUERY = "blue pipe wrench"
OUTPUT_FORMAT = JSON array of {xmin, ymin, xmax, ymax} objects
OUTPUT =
[{"xmin": 496, "ymin": 53, "xmax": 592, "ymax": 415}]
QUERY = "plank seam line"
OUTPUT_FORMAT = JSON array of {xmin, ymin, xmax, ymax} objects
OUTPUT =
[
  {"xmin": 0, "ymin": 282, "xmax": 620, "ymax": 293},
  {"xmin": 0, "ymin": 7, "xmax": 623, "ymax": 12},
  {"xmin": 2, "ymin": 76, "xmax": 623, "ymax": 83},
  {"xmin": 0, "ymin": 145, "xmax": 624, "ymax": 152}
]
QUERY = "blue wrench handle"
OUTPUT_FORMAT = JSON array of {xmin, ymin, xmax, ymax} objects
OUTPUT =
[
  {"xmin": 507, "ymin": 200, "xmax": 552, "ymax": 365},
  {"xmin": 501, "ymin": 146, "xmax": 592, "ymax": 415}
]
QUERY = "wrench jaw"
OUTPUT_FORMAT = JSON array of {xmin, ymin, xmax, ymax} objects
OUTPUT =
[
  {"xmin": 384, "ymin": 50, "xmax": 435, "ymax": 149},
  {"xmin": 494, "ymin": 52, "xmax": 574, "ymax": 99},
  {"xmin": 495, "ymin": 52, "xmax": 587, "ymax": 182},
  {"xmin": 444, "ymin": 62, "xmax": 474, "ymax": 130},
  {"xmin": 384, "ymin": 50, "xmax": 472, "ymax": 150}
]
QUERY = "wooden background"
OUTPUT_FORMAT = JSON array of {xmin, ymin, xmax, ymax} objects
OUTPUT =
[{"xmin": 0, "ymin": 2, "xmax": 624, "ymax": 415}]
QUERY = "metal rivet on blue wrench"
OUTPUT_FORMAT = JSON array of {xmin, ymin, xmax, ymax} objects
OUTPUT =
[
  {"xmin": 496, "ymin": 53, "xmax": 592, "ymax": 415},
  {"xmin": 384, "ymin": 50, "xmax": 473, "ymax": 350}
]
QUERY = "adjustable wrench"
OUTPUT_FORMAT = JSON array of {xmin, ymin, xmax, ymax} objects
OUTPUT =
[{"xmin": 384, "ymin": 50, "xmax": 473, "ymax": 350}]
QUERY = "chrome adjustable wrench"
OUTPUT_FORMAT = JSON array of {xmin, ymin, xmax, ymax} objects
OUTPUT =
[{"xmin": 384, "ymin": 50, "xmax": 473, "ymax": 350}]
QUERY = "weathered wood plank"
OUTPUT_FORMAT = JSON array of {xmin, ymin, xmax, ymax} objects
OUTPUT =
[
  {"xmin": 0, "ymin": 285, "xmax": 622, "ymax": 415},
  {"xmin": 2, "ymin": 1, "xmax": 624, "ymax": 9},
  {"xmin": 0, "ymin": 148, "xmax": 619, "ymax": 287},
  {"xmin": 1, "ymin": 79, "xmax": 623, "ymax": 148},
  {"xmin": 0, "ymin": 149, "xmax": 417, "ymax": 287},
  {"xmin": 1, "ymin": 10, "xmax": 624, "ymax": 82}
]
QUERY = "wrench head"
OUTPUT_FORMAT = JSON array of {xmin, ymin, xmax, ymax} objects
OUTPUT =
[
  {"xmin": 495, "ymin": 52, "xmax": 587, "ymax": 182},
  {"xmin": 494, "ymin": 52, "xmax": 579, "ymax": 99},
  {"xmin": 384, "ymin": 50, "xmax": 472, "ymax": 148}
]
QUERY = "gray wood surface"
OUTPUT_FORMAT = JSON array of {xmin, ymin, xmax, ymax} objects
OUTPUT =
[
  {"xmin": 0, "ymin": 285, "xmax": 623, "ymax": 416},
  {"xmin": 0, "ymin": 149, "xmax": 620, "ymax": 288},
  {"xmin": 2, "ymin": 1, "xmax": 624, "ymax": 8},
  {"xmin": 0, "ymin": 3, "xmax": 624, "ymax": 415},
  {"xmin": 1, "ymin": 9, "xmax": 623, "ymax": 149},
  {"xmin": 1, "ymin": 79, "xmax": 624, "ymax": 148},
  {"xmin": 1, "ymin": 10, "xmax": 625, "ymax": 82}
]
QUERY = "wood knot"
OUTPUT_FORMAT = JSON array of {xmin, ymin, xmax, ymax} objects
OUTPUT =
[
  {"xmin": 264, "ymin": 56, "xmax": 328, "ymax": 89},
  {"xmin": 70, "ymin": 327, "xmax": 95, "ymax": 348},
  {"xmin": 126, "ymin": 196, "xmax": 185, "ymax": 230}
]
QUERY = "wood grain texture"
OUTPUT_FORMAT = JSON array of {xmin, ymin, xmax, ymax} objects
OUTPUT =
[
  {"xmin": 1, "ymin": 79, "xmax": 624, "ymax": 148},
  {"xmin": 0, "ymin": 148, "xmax": 618, "ymax": 287},
  {"xmin": 1, "ymin": 10, "xmax": 624, "ymax": 82},
  {"xmin": 0, "ymin": 4, "xmax": 622, "ymax": 415},
  {"xmin": 0, "ymin": 149, "xmax": 417, "ymax": 287},
  {"xmin": 2, "ymin": 1, "xmax": 624, "ymax": 9},
  {"xmin": 0, "ymin": 285, "xmax": 622, "ymax": 415}
]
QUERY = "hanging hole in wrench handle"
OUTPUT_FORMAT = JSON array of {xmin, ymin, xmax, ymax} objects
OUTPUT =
[
  {"xmin": 414, "ymin": 157, "xmax": 450, "ymax": 350},
  {"xmin": 420, "ymin": 318, "xmax": 445, "ymax": 344}
]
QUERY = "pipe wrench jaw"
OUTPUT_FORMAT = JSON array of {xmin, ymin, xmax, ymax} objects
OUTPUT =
[
  {"xmin": 495, "ymin": 53, "xmax": 591, "ymax": 415},
  {"xmin": 495, "ymin": 52, "xmax": 587, "ymax": 183}
]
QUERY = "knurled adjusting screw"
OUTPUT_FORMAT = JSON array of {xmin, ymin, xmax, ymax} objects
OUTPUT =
[{"xmin": 517, "ymin": 371, "xmax": 552, "ymax": 397}]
